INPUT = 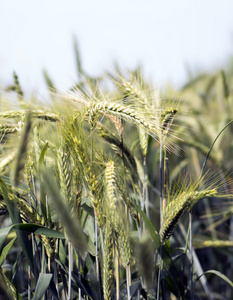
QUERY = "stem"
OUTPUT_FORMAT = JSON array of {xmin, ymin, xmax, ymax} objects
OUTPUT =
[
  {"xmin": 78, "ymin": 255, "xmax": 82, "ymax": 300},
  {"xmin": 189, "ymin": 213, "xmax": 194, "ymax": 299},
  {"xmin": 144, "ymin": 156, "xmax": 150, "ymax": 218},
  {"xmin": 28, "ymin": 266, "xmax": 31, "ymax": 300},
  {"xmin": 95, "ymin": 218, "xmax": 101, "ymax": 300},
  {"xmin": 68, "ymin": 242, "xmax": 73, "ymax": 300},
  {"xmin": 159, "ymin": 138, "xmax": 164, "ymax": 228},
  {"xmin": 126, "ymin": 265, "xmax": 131, "ymax": 300},
  {"xmin": 53, "ymin": 260, "xmax": 59, "ymax": 297},
  {"xmin": 157, "ymin": 133, "xmax": 164, "ymax": 299},
  {"xmin": 115, "ymin": 242, "xmax": 120, "ymax": 300}
]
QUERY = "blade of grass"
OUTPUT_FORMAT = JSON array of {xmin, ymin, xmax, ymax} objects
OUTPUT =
[
  {"xmin": 0, "ymin": 269, "xmax": 23, "ymax": 300},
  {"xmin": 197, "ymin": 270, "xmax": 233, "ymax": 289},
  {"xmin": 0, "ymin": 237, "xmax": 16, "ymax": 266},
  {"xmin": 0, "ymin": 223, "xmax": 65, "ymax": 239},
  {"xmin": 41, "ymin": 169, "xmax": 88, "ymax": 252},
  {"xmin": 32, "ymin": 273, "xmax": 53, "ymax": 300},
  {"xmin": 0, "ymin": 177, "xmax": 35, "ymax": 274}
]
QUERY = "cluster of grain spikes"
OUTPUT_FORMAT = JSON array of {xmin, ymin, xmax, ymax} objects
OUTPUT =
[
  {"xmin": 114, "ymin": 72, "xmax": 182, "ymax": 154},
  {"xmin": 65, "ymin": 129, "xmax": 105, "ymax": 227}
]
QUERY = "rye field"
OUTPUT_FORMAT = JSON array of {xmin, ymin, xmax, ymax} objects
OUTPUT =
[{"xmin": 0, "ymin": 47, "xmax": 233, "ymax": 299}]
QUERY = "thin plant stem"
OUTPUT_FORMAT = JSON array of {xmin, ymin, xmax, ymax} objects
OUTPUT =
[
  {"xmin": 78, "ymin": 254, "xmax": 82, "ymax": 300},
  {"xmin": 126, "ymin": 265, "xmax": 131, "ymax": 300},
  {"xmin": 68, "ymin": 241, "xmax": 73, "ymax": 300},
  {"xmin": 159, "ymin": 139, "xmax": 164, "ymax": 229},
  {"xmin": 189, "ymin": 213, "xmax": 194, "ymax": 300},
  {"xmin": 200, "ymin": 119, "xmax": 233, "ymax": 176},
  {"xmin": 143, "ymin": 156, "xmax": 150, "ymax": 218},
  {"xmin": 53, "ymin": 260, "xmax": 59, "ymax": 297},
  {"xmin": 156, "ymin": 264, "xmax": 161, "ymax": 300},
  {"xmin": 115, "ymin": 241, "xmax": 120, "ymax": 300},
  {"xmin": 28, "ymin": 266, "xmax": 31, "ymax": 300},
  {"xmin": 157, "ymin": 133, "xmax": 164, "ymax": 300},
  {"xmin": 95, "ymin": 218, "xmax": 101, "ymax": 300}
]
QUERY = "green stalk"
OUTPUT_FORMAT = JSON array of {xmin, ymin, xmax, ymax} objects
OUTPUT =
[
  {"xmin": 157, "ymin": 132, "xmax": 164, "ymax": 299},
  {"xmin": 159, "ymin": 137, "xmax": 164, "ymax": 229},
  {"xmin": 189, "ymin": 213, "xmax": 194, "ymax": 300},
  {"xmin": 28, "ymin": 266, "xmax": 31, "ymax": 300},
  {"xmin": 143, "ymin": 156, "xmax": 150, "ymax": 218},
  {"xmin": 115, "ymin": 242, "xmax": 120, "ymax": 300},
  {"xmin": 95, "ymin": 219, "xmax": 101, "ymax": 300},
  {"xmin": 126, "ymin": 265, "xmax": 131, "ymax": 300},
  {"xmin": 68, "ymin": 242, "xmax": 73, "ymax": 300}
]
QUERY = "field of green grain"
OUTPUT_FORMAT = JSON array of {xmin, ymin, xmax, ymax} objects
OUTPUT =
[{"xmin": 0, "ymin": 46, "xmax": 233, "ymax": 300}]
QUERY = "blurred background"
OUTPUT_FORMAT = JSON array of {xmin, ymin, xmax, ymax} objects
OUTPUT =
[{"xmin": 0, "ymin": 0, "xmax": 233, "ymax": 99}]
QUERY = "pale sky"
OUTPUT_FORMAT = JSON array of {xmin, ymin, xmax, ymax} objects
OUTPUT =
[{"xmin": 0, "ymin": 0, "xmax": 233, "ymax": 100}]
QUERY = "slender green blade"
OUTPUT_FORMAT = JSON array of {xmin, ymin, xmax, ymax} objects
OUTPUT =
[
  {"xmin": 198, "ymin": 270, "xmax": 233, "ymax": 288},
  {"xmin": 39, "ymin": 142, "xmax": 49, "ymax": 167},
  {"xmin": 0, "ymin": 237, "xmax": 16, "ymax": 266},
  {"xmin": 0, "ymin": 177, "xmax": 35, "ymax": 273},
  {"xmin": 0, "ymin": 174, "xmax": 28, "ymax": 191},
  {"xmin": 0, "ymin": 269, "xmax": 22, "ymax": 300},
  {"xmin": 32, "ymin": 273, "xmax": 53, "ymax": 300},
  {"xmin": 0, "ymin": 226, "xmax": 14, "ymax": 253},
  {"xmin": 134, "ymin": 203, "xmax": 160, "ymax": 248},
  {"xmin": 41, "ymin": 169, "xmax": 88, "ymax": 252},
  {"xmin": 0, "ymin": 223, "xmax": 65, "ymax": 240}
]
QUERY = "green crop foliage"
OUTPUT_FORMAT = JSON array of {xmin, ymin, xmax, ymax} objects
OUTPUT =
[{"xmin": 0, "ymin": 42, "xmax": 233, "ymax": 299}]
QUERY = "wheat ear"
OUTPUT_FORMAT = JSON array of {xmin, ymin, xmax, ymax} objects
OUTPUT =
[
  {"xmin": 57, "ymin": 147, "xmax": 72, "ymax": 202},
  {"xmin": 160, "ymin": 189, "xmax": 217, "ymax": 244},
  {"xmin": 85, "ymin": 101, "xmax": 160, "ymax": 137},
  {"xmin": 0, "ymin": 110, "xmax": 60, "ymax": 122},
  {"xmin": 72, "ymin": 136, "xmax": 104, "ymax": 227},
  {"xmin": 105, "ymin": 161, "xmax": 131, "ymax": 268},
  {"xmin": 0, "ymin": 123, "xmax": 19, "ymax": 135}
]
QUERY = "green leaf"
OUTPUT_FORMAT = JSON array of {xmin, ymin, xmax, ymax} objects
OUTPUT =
[
  {"xmin": 197, "ymin": 269, "xmax": 233, "ymax": 288},
  {"xmin": 41, "ymin": 169, "xmax": 88, "ymax": 252},
  {"xmin": 39, "ymin": 142, "xmax": 49, "ymax": 167},
  {"xmin": 0, "ymin": 269, "xmax": 22, "ymax": 300},
  {"xmin": 0, "ymin": 237, "xmax": 16, "ymax": 266},
  {"xmin": 0, "ymin": 175, "xmax": 28, "ymax": 191},
  {"xmin": 0, "ymin": 226, "xmax": 15, "ymax": 253},
  {"xmin": 0, "ymin": 177, "xmax": 34, "ymax": 273},
  {"xmin": 0, "ymin": 223, "xmax": 65, "ymax": 261},
  {"xmin": 82, "ymin": 203, "xmax": 94, "ymax": 218},
  {"xmin": 32, "ymin": 273, "xmax": 53, "ymax": 300},
  {"xmin": 0, "ymin": 223, "xmax": 65, "ymax": 240},
  {"xmin": 134, "ymin": 203, "xmax": 160, "ymax": 248}
]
